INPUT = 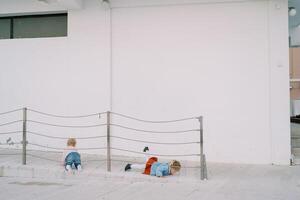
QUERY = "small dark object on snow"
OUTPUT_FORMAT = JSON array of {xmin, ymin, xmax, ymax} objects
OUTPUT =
[
  {"xmin": 143, "ymin": 146, "xmax": 149, "ymax": 152},
  {"xmin": 125, "ymin": 164, "xmax": 131, "ymax": 171}
]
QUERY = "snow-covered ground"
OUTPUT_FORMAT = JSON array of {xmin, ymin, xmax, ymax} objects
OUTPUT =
[{"xmin": 1, "ymin": 149, "xmax": 300, "ymax": 200}]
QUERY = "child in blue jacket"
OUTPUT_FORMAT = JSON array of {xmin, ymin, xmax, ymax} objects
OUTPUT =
[{"xmin": 61, "ymin": 138, "xmax": 82, "ymax": 172}]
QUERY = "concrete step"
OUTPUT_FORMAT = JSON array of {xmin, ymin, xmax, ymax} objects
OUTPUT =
[
  {"xmin": 0, "ymin": 149, "xmax": 202, "ymax": 182},
  {"xmin": 292, "ymin": 138, "xmax": 300, "ymax": 147},
  {"xmin": 293, "ymin": 157, "xmax": 300, "ymax": 165},
  {"xmin": 0, "ymin": 164, "xmax": 199, "ymax": 183},
  {"xmin": 291, "ymin": 132, "xmax": 300, "ymax": 136},
  {"xmin": 292, "ymin": 148, "xmax": 300, "ymax": 155},
  {"xmin": 290, "ymin": 123, "xmax": 300, "ymax": 135},
  {"xmin": 291, "ymin": 131, "xmax": 300, "ymax": 136}
]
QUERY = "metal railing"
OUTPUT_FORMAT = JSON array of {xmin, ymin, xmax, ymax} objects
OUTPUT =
[{"xmin": 0, "ymin": 107, "xmax": 207, "ymax": 180}]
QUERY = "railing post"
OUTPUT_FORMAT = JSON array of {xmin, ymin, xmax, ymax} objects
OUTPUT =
[
  {"xmin": 198, "ymin": 116, "xmax": 207, "ymax": 180},
  {"xmin": 22, "ymin": 107, "xmax": 27, "ymax": 165},
  {"xmin": 107, "ymin": 111, "xmax": 111, "ymax": 172}
]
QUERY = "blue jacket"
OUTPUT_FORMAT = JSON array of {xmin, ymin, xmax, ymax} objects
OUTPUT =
[{"xmin": 150, "ymin": 162, "xmax": 170, "ymax": 177}]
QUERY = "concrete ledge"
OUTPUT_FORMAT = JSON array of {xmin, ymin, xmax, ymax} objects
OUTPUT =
[
  {"xmin": 0, "ymin": 164, "xmax": 201, "ymax": 183},
  {"xmin": 0, "ymin": 149, "xmax": 203, "ymax": 182}
]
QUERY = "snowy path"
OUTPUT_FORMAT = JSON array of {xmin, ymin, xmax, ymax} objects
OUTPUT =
[
  {"xmin": 1, "ymin": 164, "xmax": 300, "ymax": 200},
  {"xmin": 1, "ymin": 149, "xmax": 300, "ymax": 199}
]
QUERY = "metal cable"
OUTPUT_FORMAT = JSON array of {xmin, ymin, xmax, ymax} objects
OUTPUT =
[
  {"xmin": 0, "ymin": 147, "xmax": 22, "ymax": 151},
  {"xmin": 27, "ymin": 131, "xmax": 107, "ymax": 140},
  {"xmin": 111, "ymin": 135, "xmax": 200, "ymax": 145},
  {"xmin": 28, "ymin": 151, "xmax": 106, "ymax": 163},
  {"xmin": 27, "ymin": 148, "xmax": 62, "ymax": 154},
  {"xmin": 111, "ymin": 147, "xmax": 200, "ymax": 157},
  {"xmin": 0, "ymin": 120, "xmax": 22, "ymax": 127},
  {"xmin": 28, "ymin": 142, "xmax": 106, "ymax": 151},
  {"xmin": 183, "ymin": 166, "xmax": 201, "ymax": 169},
  {"xmin": 111, "ymin": 124, "xmax": 199, "ymax": 134},
  {"xmin": 0, "ymin": 153, "xmax": 21, "ymax": 156},
  {"xmin": 0, "ymin": 108, "xmax": 22, "ymax": 116},
  {"xmin": 0, "ymin": 131, "xmax": 22, "ymax": 135},
  {"xmin": 27, "ymin": 153, "xmax": 106, "ymax": 163},
  {"xmin": 27, "ymin": 108, "xmax": 106, "ymax": 119},
  {"xmin": 110, "ymin": 158, "xmax": 200, "ymax": 168},
  {"xmin": 0, "ymin": 142, "xmax": 22, "ymax": 146},
  {"xmin": 27, "ymin": 153, "xmax": 60, "ymax": 163},
  {"xmin": 110, "ymin": 159, "xmax": 144, "ymax": 164},
  {"xmin": 82, "ymin": 159, "xmax": 107, "ymax": 162},
  {"xmin": 27, "ymin": 120, "xmax": 107, "ymax": 128},
  {"xmin": 29, "ymin": 153, "xmax": 106, "ymax": 163},
  {"xmin": 111, "ymin": 112, "xmax": 198, "ymax": 123}
]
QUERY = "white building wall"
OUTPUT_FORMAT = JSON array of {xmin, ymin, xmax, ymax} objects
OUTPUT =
[
  {"xmin": 112, "ymin": 0, "xmax": 267, "ymax": 164},
  {"xmin": 0, "ymin": 0, "xmax": 290, "ymax": 165},
  {"xmin": 0, "ymin": 0, "xmax": 111, "ymax": 154},
  {"xmin": 111, "ymin": 0, "xmax": 290, "ymax": 164},
  {"xmin": 268, "ymin": 0, "xmax": 290, "ymax": 165}
]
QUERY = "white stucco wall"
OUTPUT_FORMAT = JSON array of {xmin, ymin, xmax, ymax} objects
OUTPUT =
[
  {"xmin": 111, "ymin": 0, "xmax": 290, "ymax": 164},
  {"xmin": 268, "ymin": 0, "xmax": 290, "ymax": 165},
  {"xmin": 0, "ymin": 0, "xmax": 290, "ymax": 165},
  {"xmin": 0, "ymin": 0, "xmax": 111, "ymax": 154}
]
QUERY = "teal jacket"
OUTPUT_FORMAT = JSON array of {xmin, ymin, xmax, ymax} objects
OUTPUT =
[{"xmin": 150, "ymin": 162, "xmax": 170, "ymax": 177}]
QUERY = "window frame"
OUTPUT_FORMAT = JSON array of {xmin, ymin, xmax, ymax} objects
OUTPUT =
[{"xmin": 0, "ymin": 13, "xmax": 68, "ymax": 39}]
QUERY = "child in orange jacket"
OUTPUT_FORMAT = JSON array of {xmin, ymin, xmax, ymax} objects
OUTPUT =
[{"xmin": 124, "ymin": 147, "xmax": 181, "ymax": 177}]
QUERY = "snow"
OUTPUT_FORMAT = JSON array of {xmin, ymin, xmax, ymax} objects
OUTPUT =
[{"xmin": 0, "ymin": 149, "xmax": 300, "ymax": 200}]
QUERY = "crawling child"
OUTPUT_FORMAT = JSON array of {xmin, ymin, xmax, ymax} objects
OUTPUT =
[
  {"xmin": 61, "ymin": 138, "xmax": 82, "ymax": 172},
  {"xmin": 124, "ymin": 147, "xmax": 181, "ymax": 177}
]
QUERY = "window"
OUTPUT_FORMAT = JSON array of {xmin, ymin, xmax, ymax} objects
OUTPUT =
[
  {"xmin": 0, "ymin": 18, "xmax": 11, "ymax": 39},
  {"xmin": 0, "ymin": 13, "xmax": 67, "ymax": 39}
]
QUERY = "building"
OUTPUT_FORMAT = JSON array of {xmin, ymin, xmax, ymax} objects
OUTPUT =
[{"xmin": 0, "ymin": 0, "xmax": 291, "ymax": 165}]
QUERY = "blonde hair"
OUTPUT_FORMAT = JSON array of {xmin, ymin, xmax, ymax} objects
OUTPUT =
[
  {"xmin": 67, "ymin": 138, "xmax": 76, "ymax": 147},
  {"xmin": 170, "ymin": 160, "xmax": 181, "ymax": 172}
]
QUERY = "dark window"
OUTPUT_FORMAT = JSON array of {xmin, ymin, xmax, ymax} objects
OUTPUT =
[
  {"xmin": 0, "ymin": 18, "xmax": 11, "ymax": 39},
  {"xmin": 0, "ymin": 13, "xmax": 67, "ymax": 39}
]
